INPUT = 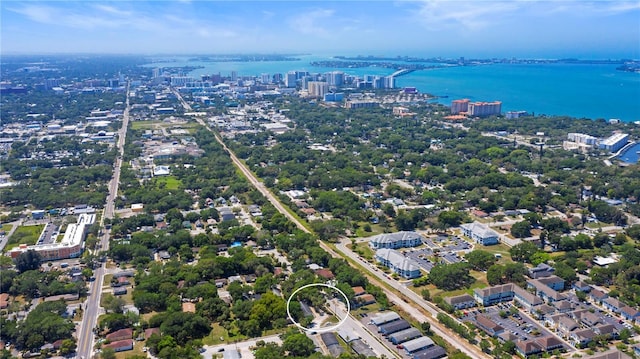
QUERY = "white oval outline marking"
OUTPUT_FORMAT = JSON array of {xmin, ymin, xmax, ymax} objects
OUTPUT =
[{"xmin": 286, "ymin": 282, "xmax": 351, "ymax": 333}]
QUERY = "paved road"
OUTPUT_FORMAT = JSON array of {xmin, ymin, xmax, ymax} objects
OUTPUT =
[
  {"xmin": 335, "ymin": 239, "xmax": 488, "ymax": 359},
  {"xmin": 328, "ymin": 298, "xmax": 400, "ymax": 359},
  {"xmin": 201, "ymin": 334, "xmax": 282, "ymax": 359},
  {"xmin": 172, "ymin": 88, "xmax": 488, "ymax": 359},
  {"xmin": 77, "ymin": 83, "xmax": 131, "ymax": 359},
  {"xmin": 0, "ymin": 219, "xmax": 21, "ymax": 252}
]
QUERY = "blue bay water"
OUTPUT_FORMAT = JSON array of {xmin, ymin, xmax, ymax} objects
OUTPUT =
[{"xmin": 144, "ymin": 56, "xmax": 640, "ymax": 122}]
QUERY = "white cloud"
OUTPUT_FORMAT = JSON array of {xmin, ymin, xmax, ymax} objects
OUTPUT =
[
  {"xmin": 411, "ymin": 0, "xmax": 520, "ymax": 31},
  {"xmin": 288, "ymin": 8, "xmax": 335, "ymax": 37}
]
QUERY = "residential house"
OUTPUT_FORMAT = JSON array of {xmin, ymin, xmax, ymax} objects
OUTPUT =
[
  {"xmin": 528, "ymin": 263, "xmax": 555, "ymax": 279},
  {"xmin": 355, "ymin": 294, "xmax": 376, "ymax": 306},
  {"xmin": 473, "ymin": 283, "xmax": 514, "ymax": 306},
  {"xmin": 513, "ymin": 286, "xmax": 543, "ymax": 311},
  {"xmin": 106, "ymin": 328, "xmax": 133, "ymax": 342},
  {"xmin": 352, "ymin": 286, "xmax": 366, "ymax": 296},
  {"xmin": 579, "ymin": 311, "xmax": 602, "ymax": 327},
  {"xmin": 533, "ymin": 304, "xmax": 556, "ymax": 320},
  {"xmin": 104, "ymin": 339, "xmax": 134, "ymax": 352},
  {"xmin": 570, "ymin": 328, "xmax": 596, "ymax": 347},
  {"xmin": 603, "ymin": 297, "xmax": 623, "ymax": 313},
  {"xmin": 527, "ymin": 277, "xmax": 566, "ymax": 303},
  {"xmin": 588, "ymin": 289, "xmax": 608, "ymax": 304},
  {"xmin": 558, "ymin": 316, "xmax": 579, "ymax": 337},
  {"xmin": 535, "ymin": 336, "xmax": 564, "ymax": 352},
  {"xmin": 572, "ymin": 280, "xmax": 592, "ymax": 293},
  {"xmin": 583, "ymin": 349, "xmax": 631, "ymax": 359},
  {"xmin": 594, "ymin": 324, "xmax": 618, "ymax": 339},
  {"xmin": 444, "ymin": 294, "xmax": 476, "ymax": 311},
  {"xmin": 113, "ymin": 287, "xmax": 127, "ymax": 296},
  {"xmin": 475, "ymin": 315, "xmax": 505, "ymax": 337},
  {"xmin": 528, "ymin": 275, "xmax": 565, "ymax": 291},
  {"xmin": 460, "ymin": 222, "xmax": 499, "ymax": 245},
  {"xmin": 545, "ymin": 313, "xmax": 567, "ymax": 330},
  {"xmin": 621, "ymin": 306, "xmax": 640, "ymax": 322},
  {"xmin": 315, "ymin": 269, "xmax": 335, "ymax": 280},
  {"xmin": 552, "ymin": 300, "xmax": 573, "ymax": 313},
  {"xmin": 369, "ymin": 231, "xmax": 423, "ymax": 249},
  {"xmin": 516, "ymin": 340, "xmax": 543, "ymax": 358}
]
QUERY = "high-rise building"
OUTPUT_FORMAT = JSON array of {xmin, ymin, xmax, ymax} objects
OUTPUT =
[
  {"xmin": 451, "ymin": 99, "xmax": 470, "ymax": 114},
  {"xmin": 326, "ymin": 71, "xmax": 345, "ymax": 87},
  {"xmin": 152, "ymin": 68, "xmax": 162, "ymax": 78},
  {"xmin": 261, "ymin": 73, "xmax": 271, "ymax": 84},
  {"xmin": 285, "ymin": 71, "xmax": 297, "ymax": 88},
  {"xmin": 231, "ymin": 71, "xmax": 238, "ymax": 81},
  {"xmin": 273, "ymin": 73, "xmax": 283, "ymax": 83},
  {"xmin": 308, "ymin": 81, "xmax": 329, "ymax": 98},
  {"xmin": 384, "ymin": 76, "xmax": 395, "ymax": 89},
  {"xmin": 468, "ymin": 101, "xmax": 501, "ymax": 117}
]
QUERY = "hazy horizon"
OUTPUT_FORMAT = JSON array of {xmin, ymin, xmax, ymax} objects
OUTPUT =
[{"xmin": 2, "ymin": 1, "xmax": 639, "ymax": 59}]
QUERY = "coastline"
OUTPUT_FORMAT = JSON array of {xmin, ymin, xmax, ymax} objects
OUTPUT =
[{"xmin": 143, "ymin": 55, "xmax": 640, "ymax": 122}]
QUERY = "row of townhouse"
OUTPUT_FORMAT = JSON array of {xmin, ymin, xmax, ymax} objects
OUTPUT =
[
  {"xmin": 585, "ymin": 287, "xmax": 640, "ymax": 323},
  {"xmin": 545, "ymin": 308, "xmax": 620, "ymax": 347}
]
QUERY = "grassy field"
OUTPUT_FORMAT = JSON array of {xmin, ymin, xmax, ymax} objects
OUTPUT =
[
  {"xmin": 115, "ymin": 340, "xmax": 146, "ymax": 359},
  {"xmin": 4, "ymin": 224, "xmax": 44, "ymax": 251},
  {"xmin": 130, "ymin": 120, "xmax": 164, "ymax": 130},
  {"xmin": 350, "ymin": 242, "xmax": 375, "ymax": 261},
  {"xmin": 0, "ymin": 223, "xmax": 13, "ymax": 234},
  {"xmin": 202, "ymin": 323, "xmax": 248, "ymax": 346},
  {"xmin": 153, "ymin": 176, "xmax": 182, "ymax": 190},
  {"xmin": 354, "ymin": 222, "xmax": 387, "ymax": 237}
]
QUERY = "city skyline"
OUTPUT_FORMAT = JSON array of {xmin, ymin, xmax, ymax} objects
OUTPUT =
[{"xmin": 1, "ymin": 0, "xmax": 640, "ymax": 58}]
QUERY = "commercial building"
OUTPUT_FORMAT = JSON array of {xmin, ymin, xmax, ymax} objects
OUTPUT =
[
  {"xmin": 9, "ymin": 213, "xmax": 95, "ymax": 260},
  {"xmin": 403, "ymin": 336, "xmax": 435, "ymax": 354},
  {"xmin": 468, "ymin": 101, "xmax": 502, "ymax": 117},
  {"xmin": 388, "ymin": 328, "xmax": 422, "ymax": 345},
  {"xmin": 568, "ymin": 133, "xmax": 598, "ymax": 146},
  {"xmin": 460, "ymin": 222, "xmax": 499, "ymax": 245},
  {"xmin": 369, "ymin": 231, "xmax": 423, "ymax": 249},
  {"xmin": 379, "ymin": 319, "xmax": 411, "ymax": 336},
  {"xmin": 370, "ymin": 311, "xmax": 400, "ymax": 326},
  {"xmin": 375, "ymin": 248, "xmax": 422, "ymax": 279},
  {"xmin": 599, "ymin": 133, "xmax": 629, "ymax": 152}
]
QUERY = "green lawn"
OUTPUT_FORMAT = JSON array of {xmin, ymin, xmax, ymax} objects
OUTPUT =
[
  {"xmin": 354, "ymin": 222, "xmax": 386, "ymax": 237},
  {"xmin": 153, "ymin": 176, "xmax": 182, "ymax": 190},
  {"xmin": 4, "ymin": 224, "xmax": 44, "ymax": 251}
]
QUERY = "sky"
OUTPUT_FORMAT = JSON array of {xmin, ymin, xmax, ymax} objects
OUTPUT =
[{"xmin": 1, "ymin": 0, "xmax": 640, "ymax": 58}]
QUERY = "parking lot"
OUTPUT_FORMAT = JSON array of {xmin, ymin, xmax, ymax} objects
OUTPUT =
[
  {"xmin": 461, "ymin": 303, "xmax": 573, "ymax": 352},
  {"xmin": 404, "ymin": 234, "xmax": 474, "ymax": 273}
]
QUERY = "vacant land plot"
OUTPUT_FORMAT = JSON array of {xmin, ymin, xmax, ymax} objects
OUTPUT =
[
  {"xmin": 153, "ymin": 176, "xmax": 182, "ymax": 190},
  {"xmin": 4, "ymin": 224, "xmax": 44, "ymax": 251}
]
